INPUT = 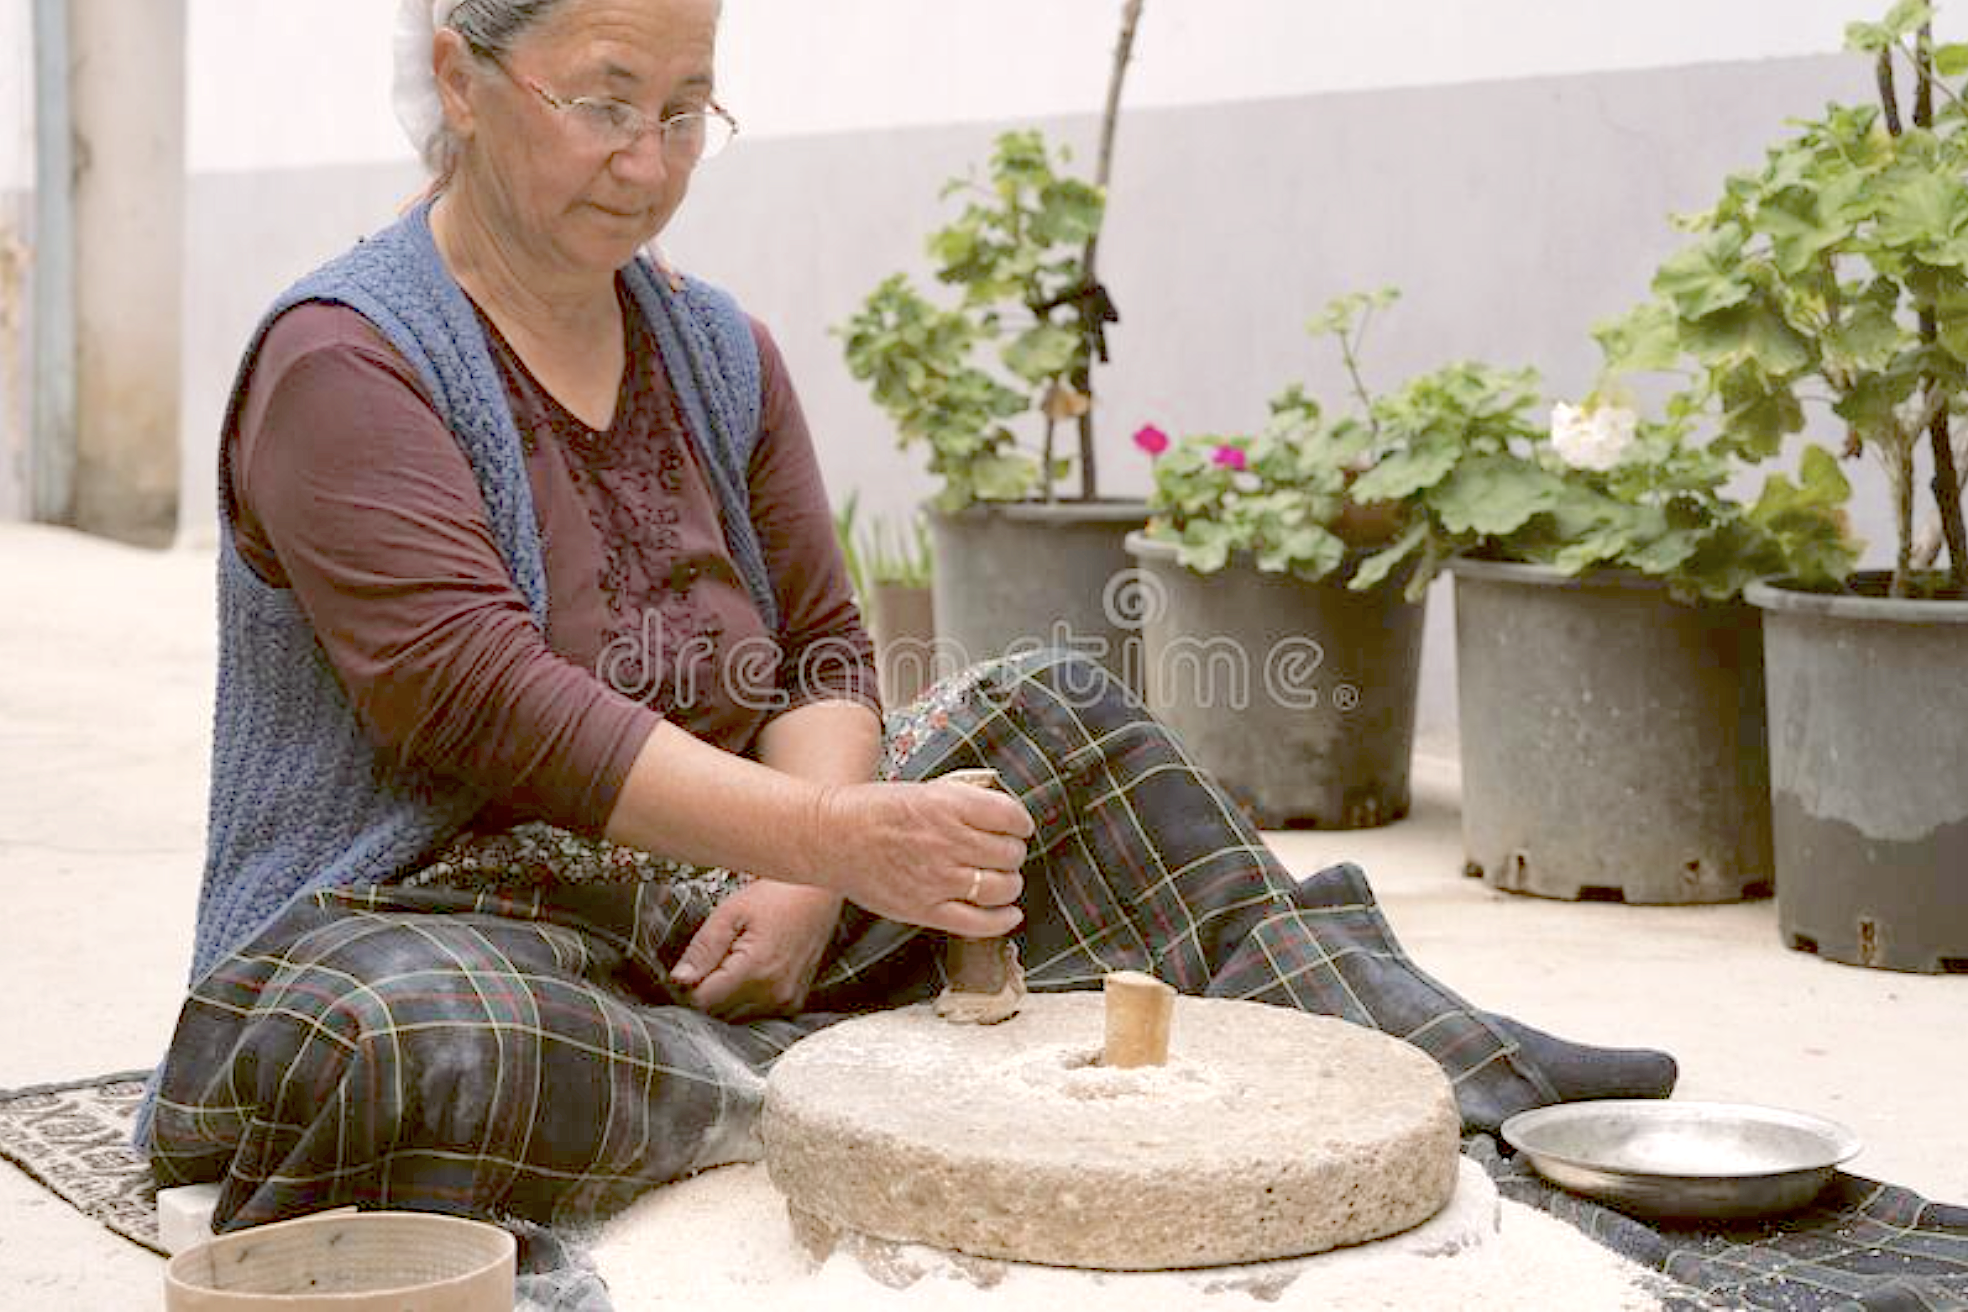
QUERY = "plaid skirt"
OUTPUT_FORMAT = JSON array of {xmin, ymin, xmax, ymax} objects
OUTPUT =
[{"xmin": 148, "ymin": 650, "xmax": 1559, "ymax": 1232}]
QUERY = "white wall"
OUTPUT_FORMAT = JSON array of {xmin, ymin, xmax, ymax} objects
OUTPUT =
[
  {"xmin": 182, "ymin": 0, "xmax": 1949, "ymax": 172},
  {"xmin": 184, "ymin": 0, "xmax": 407, "ymax": 173},
  {"xmin": 716, "ymin": 0, "xmax": 1952, "ymax": 141},
  {"xmin": 0, "ymin": 0, "xmax": 30, "ymax": 192}
]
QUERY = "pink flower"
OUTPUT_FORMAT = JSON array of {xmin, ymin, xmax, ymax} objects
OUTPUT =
[
  {"xmin": 1212, "ymin": 445, "xmax": 1248, "ymax": 471},
  {"xmin": 1133, "ymin": 424, "xmax": 1170, "ymax": 457}
]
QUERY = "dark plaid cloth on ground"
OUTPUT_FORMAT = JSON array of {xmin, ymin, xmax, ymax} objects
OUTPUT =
[
  {"xmin": 148, "ymin": 649, "xmax": 1564, "ymax": 1234},
  {"xmin": 1468, "ymin": 1135, "xmax": 1968, "ymax": 1311}
]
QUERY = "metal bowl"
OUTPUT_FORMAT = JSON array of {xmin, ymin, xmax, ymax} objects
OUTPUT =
[{"xmin": 1500, "ymin": 1100, "xmax": 1861, "ymax": 1221}]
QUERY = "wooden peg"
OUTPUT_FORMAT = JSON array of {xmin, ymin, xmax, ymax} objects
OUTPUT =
[{"xmin": 1102, "ymin": 970, "xmax": 1175, "ymax": 1068}]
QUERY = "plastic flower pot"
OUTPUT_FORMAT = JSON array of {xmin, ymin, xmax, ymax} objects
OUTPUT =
[
  {"xmin": 868, "ymin": 581, "xmax": 936, "ymax": 710},
  {"xmin": 929, "ymin": 501, "xmax": 1148, "ymax": 690},
  {"xmin": 1748, "ymin": 576, "xmax": 1968, "ymax": 972},
  {"xmin": 1453, "ymin": 559, "xmax": 1772, "ymax": 904},
  {"xmin": 1124, "ymin": 532, "xmax": 1423, "ymax": 829}
]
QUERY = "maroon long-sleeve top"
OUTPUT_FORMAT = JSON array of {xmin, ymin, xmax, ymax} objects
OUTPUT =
[{"xmin": 229, "ymin": 283, "xmax": 878, "ymax": 837}]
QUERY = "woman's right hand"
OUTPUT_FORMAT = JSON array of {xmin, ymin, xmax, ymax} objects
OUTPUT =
[{"xmin": 810, "ymin": 779, "xmax": 1034, "ymax": 937}]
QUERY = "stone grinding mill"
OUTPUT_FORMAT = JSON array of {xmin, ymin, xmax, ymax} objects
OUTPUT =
[{"xmin": 759, "ymin": 770, "xmax": 1478, "ymax": 1282}]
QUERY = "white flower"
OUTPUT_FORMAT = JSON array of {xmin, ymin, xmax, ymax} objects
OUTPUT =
[{"xmin": 1550, "ymin": 402, "xmax": 1638, "ymax": 472}]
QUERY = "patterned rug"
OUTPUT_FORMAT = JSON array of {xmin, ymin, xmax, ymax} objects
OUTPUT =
[{"xmin": 0, "ymin": 1071, "xmax": 163, "ymax": 1255}]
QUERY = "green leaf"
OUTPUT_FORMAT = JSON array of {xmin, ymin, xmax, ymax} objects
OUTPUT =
[
  {"xmin": 1626, "ymin": 528, "xmax": 1702, "ymax": 576},
  {"xmin": 1756, "ymin": 188, "xmax": 1846, "ymax": 278},
  {"xmin": 1257, "ymin": 524, "xmax": 1347, "ymax": 581},
  {"xmin": 1826, "ymin": 300, "xmax": 1908, "ymax": 370},
  {"xmin": 1743, "ymin": 305, "xmax": 1815, "ymax": 374},
  {"xmin": 1174, "ymin": 521, "xmax": 1235, "ymax": 575},
  {"xmin": 1717, "ymin": 367, "xmax": 1806, "ymax": 457},
  {"xmin": 1752, "ymin": 444, "xmax": 1853, "ymax": 520},
  {"xmin": 1349, "ymin": 441, "xmax": 1460, "ymax": 501},
  {"xmin": 1000, "ymin": 324, "xmax": 1081, "ymax": 384},
  {"xmin": 1801, "ymin": 442, "xmax": 1854, "ymax": 500},
  {"xmin": 1032, "ymin": 181, "xmax": 1105, "ymax": 245},
  {"xmin": 1653, "ymin": 227, "xmax": 1753, "ymax": 319},
  {"xmin": 1539, "ymin": 484, "xmax": 1633, "ymax": 549},
  {"xmin": 1882, "ymin": 0, "xmax": 1935, "ymax": 39},
  {"xmin": 1874, "ymin": 171, "xmax": 1968, "ymax": 252},
  {"xmin": 1935, "ymin": 282, "xmax": 1968, "ymax": 362},
  {"xmin": 927, "ymin": 225, "xmax": 978, "ymax": 271},
  {"xmin": 1679, "ymin": 302, "xmax": 1814, "ymax": 376},
  {"xmin": 1746, "ymin": 445, "xmax": 1860, "ymax": 585},
  {"xmin": 970, "ymin": 452, "xmax": 1040, "ymax": 501},
  {"xmin": 1936, "ymin": 42, "xmax": 1968, "ymax": 76},
  {"xmin": 1550, "ymin": 525, "xmax": 1635, "ymax": 575},
  {"xmin": 1430, "ymin": 456, "xmax": 1565, "ymax": 537},
  {"xmin": 1594, "ymin": 301, "xmax": 1682, "ymax": 375},
  {"xmin": 1831, "ymin": 367, "xmax": 1922, "ymax": 436},
  {"xmin": 1845, "ymin": 19, "xmax": 1891, "ymax": 51},
  {"xmin": 1307, "ymin": 287, "xmax": 1401, "ymax": 338},
  {"xmin": 1347, "ymin": 522, "xmax": 1427, "ymax": 592},
  {"xmin": 1267, "ymin": 383, "xmax": 1322, "ymax": 423},
  {"xmin": 929, "ymin": 483, "xmax": 972, "ymax": 515}
]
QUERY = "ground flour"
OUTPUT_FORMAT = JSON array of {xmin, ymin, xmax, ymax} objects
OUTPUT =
[{"xmin": 590, "ymin": 1162, "xmax": 1666, "ymax": 1311}]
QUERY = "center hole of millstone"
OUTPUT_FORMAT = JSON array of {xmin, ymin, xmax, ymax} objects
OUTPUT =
[{"xmin": 1017, "ymin": 1044, "xmax": 1221, "ymax": 1104}]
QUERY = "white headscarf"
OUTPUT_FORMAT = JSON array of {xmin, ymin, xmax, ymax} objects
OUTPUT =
[{"xmin": 393, "ymin": 0, "xmax": 468, "ymax": 172}]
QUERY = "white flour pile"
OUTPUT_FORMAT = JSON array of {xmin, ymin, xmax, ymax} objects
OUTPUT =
[{"xmin": 589, "ymin": 1163, "xmax": 1666, "ymax": 1311}]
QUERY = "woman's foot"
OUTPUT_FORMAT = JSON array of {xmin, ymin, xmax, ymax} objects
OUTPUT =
[{"xmin": 1494, "ymin": 1017, "xmax": 1678, "ymax": 1104}]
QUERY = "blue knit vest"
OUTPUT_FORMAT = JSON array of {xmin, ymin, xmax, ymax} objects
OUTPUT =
[{"xmin": 136, "ymin": 204, "xmax": 775, "ymax": 1146}]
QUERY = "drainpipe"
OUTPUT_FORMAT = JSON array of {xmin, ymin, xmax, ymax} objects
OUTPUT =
[{"xmin": 30, "ymin": 0, "xmax": 75, "ymax": 526}]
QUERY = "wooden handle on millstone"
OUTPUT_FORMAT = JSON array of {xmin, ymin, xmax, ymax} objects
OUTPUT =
[
  {"xmin": 1103, "ymin": 970, "xmax": 1175, "ymax": 1068},
  {"xmin": 932, "ymin": 768, "xmax": 1027, "ymax": 1025}
]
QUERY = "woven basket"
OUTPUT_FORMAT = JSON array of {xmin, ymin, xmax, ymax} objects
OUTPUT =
[{"xmin": 164, "ymin": 1210, "xmax": 514, "ymax": 1311}]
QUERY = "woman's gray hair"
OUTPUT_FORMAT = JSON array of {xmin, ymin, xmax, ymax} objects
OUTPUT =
[
  {"xmin": 444, "ymin": 0, "xmax": 573, "ymax": 61},
  {"xmin": 393, "ymin": 0, "xmax": 575, "ymax": 179}
]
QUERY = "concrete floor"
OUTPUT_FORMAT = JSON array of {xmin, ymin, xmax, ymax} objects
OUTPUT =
[{"xmin": 1, "ymin": 522, "xmax": 1961, "ymax": 1306}]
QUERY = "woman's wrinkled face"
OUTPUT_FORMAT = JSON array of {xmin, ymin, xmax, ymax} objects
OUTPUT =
[{"xmin": 452, "ymin": 0, "xmax": 720, "ymax": 276}]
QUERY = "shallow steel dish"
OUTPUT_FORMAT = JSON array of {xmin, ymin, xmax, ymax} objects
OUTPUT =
[{"xmin": 1500, "ymin": 1100, "xmax": 1862, "ymax": 1221}]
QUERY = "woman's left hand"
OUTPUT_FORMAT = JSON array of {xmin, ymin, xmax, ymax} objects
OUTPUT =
[{"xmin": 670, "ymin": 880, "xmax": 844, "ymax": 1020}]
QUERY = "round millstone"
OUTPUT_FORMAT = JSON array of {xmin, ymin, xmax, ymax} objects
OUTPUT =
[{"xmin": 761, "ymin": 994, "xmax": 1461, "ymax": 1271}]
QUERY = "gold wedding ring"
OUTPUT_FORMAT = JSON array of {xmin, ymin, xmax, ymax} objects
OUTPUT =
[{"xmin": 967, "ymin": 869, "xmax": 985, "ymax": 904}]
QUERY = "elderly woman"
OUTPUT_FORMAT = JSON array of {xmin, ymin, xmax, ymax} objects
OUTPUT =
[{"xmin": 140, "ymin": 0, "xmax": 1674, "ymax": 1234}]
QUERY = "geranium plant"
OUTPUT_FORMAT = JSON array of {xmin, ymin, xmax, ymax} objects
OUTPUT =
[
  {"xmin": 1142, "ymin": 290, "xmax": 1858, "ymax": 601},
  {"xmin": 1142, "ymin": 289, "xmax": 1540, "ymax": 596},
  {"xmin": 839, "ymin": 130, "xmax": 1104, "ymax": 511},
  {"xmin": 838, "ymin": 4, "xmax": 1145, "ymax": 514},
  {"xmin": 1490, "ymin": 392, "xmax": 1858, "ymax": 600},
  {"xmin": 1597, "ymin": 0, "xmax": 1968, "ymax": 598}
]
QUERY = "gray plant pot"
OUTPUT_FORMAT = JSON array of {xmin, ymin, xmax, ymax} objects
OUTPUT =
[
  {"xmin": 1124, "ymin": 533, "xmax": 1424, "ymax": 829},
  {"xmin": 1748, "ymin": 576, "xmax": 1968, "ymax": 973},
  {"xmin": 1453, "ymin": 559, "xmax": 1771, "ymax": 904},
  {"xmin": 929, "ymin": 501, "xmax": 1148, "ymax": 688},
  {"xmin": 868, "ymin": 582, "xmax": 936, "ymax": 710}
]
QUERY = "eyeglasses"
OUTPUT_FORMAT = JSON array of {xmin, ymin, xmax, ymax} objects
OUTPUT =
[{"xmin": 488, "ymin": 57, "xmax": 738, "ymax": 162}]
